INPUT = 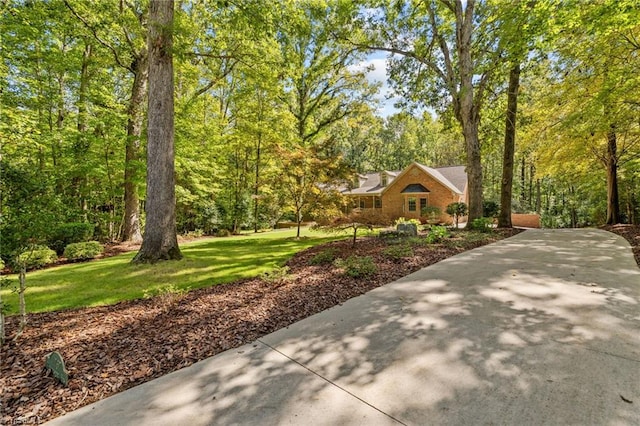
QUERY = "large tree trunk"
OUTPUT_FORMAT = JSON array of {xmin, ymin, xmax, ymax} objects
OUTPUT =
[
  {"xmin": 461, "ymin": 116, "xmax": 483, "ymax": 222},
  {"xmin": 455, "ymin": 0, "xmax": 483, "ymax": 224},
  {"xmin": 605, "ymin": 130, "xmax": 620, "ymax": 225},
  {"xmin": 132, "ymin": 0, "xmax": 181, "ymax": 263},
  {"xmin": 498, "ymin": 64, "xmax": 521, "ymax": 228},
  {"xmin": 122, "ymin": 55, "xmax": 148, "ymax": 243}
]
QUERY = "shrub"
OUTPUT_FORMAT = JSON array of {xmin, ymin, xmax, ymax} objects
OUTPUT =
[
  {"xmin": 216, "ymin": 229, "xmax": 231, "ymax": 237},
  {"xmin": 470, "ymin": 217, "xmax": 493, "ymax": 231},
  {"xmin": 143, "ymin": 284, "xmax": 189, "ymax": 311},
  {"xmin": 379, "ymin": 230, "xmax": 402, "ymax": 239},
  {"xmin": 421, "ymin": 206, "xmax": 441, "ymax": 223},
  {"xmin": 446, "ymin": 202, "xmax": 468, "ymax": 228},
  {"xmin": 16, "ymin": 246, "xmax": 57, "ymax": 270},
  {"xmin": 0, "ymin": 258, "xmax": 4, "ymax": 270},
  {"xmin": 49, "ymin": 222, "xmax": 95, "ymax": 255},
  {"xmin": 383, "ymin": 244, "xmax": 413, "ymax": 260},
  {"xmin": 309, "ymin": 249, "xmax": 337, "ymax": 265},
  {"xmin": 334, "ymin": 256, "xmax": 377, "ymax": 278},
  {"xmin": 182, "ymin": 229, "xmax": 204, "ymax": 239},
  {"xmin": 394, "ymin": 217, "xmax": 421, "ymax": 227},
  {"xmin": 261, "ymin": 265, "xmax": 290, "ymax": 282},
  {"xmin": 63, "ymin": 241, "xmax": 103, "ymax": 260},
  {"xmin": 483, "ymin": 200, "xmax": 500, "ymax": 219},
  {"xmin": 425, "ymin": 225, "xmax": 449, "ymax": 243}
]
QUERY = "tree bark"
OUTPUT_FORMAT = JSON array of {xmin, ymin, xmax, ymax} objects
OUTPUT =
[
  {"xmin": 122, "ymin": 55, "xmax": 148, "ymax": 243},
  {"xmin": 75, "ymin": 41, "xmax": 92, "ymax": 215},
  {"xmin": 498, "ymin": 64, "xmax": 521, "ymax": 228},
  {"xmin": 132, "ymin": 0, "xmax": 181, "ymax": 263},
  {"xmin": 454, "ymin": 0, "xmax": 483, "ymax": 223},
  {"xmin": 605, "ymin": 130, "xmax": 621, "ymax": 225}
]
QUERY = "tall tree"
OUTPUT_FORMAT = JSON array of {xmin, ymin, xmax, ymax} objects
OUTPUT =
[
  {"xmin": 358, "ymin": 0, "xmax": 506, "ymax": 222},
  {"xmin": 497, "ymin": 64, "xmax": 521, "ymax": 228},
  {"xmin": 65, "ymin": 0, "xmax": 149, "ymax": 242},
  {"xmin": 278, "ymin": 0, "xmax": 376, "ymax": 237},
  {"xmin": 132, "ymin": 0, "xmax": 181, "ymax": 263},
  {"xmin": 537, "ymin": 0, "xmax": 640, "ymax": 225}
]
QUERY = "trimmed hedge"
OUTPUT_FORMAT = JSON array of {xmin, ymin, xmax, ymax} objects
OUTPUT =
[
  {"xmin": 63, "ymin": 241, "xmax": 104, "ymax": 261},
  {"xmin": 17, "ymin": 246, "xmax": 57, "ymax": 270}
]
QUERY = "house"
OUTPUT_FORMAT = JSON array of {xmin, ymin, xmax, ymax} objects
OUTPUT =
[{"xmin": 342, "ymin": 162, "xmax": 468, "ymax": 224}]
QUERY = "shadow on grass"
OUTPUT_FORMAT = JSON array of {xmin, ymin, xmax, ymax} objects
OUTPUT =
[
  {"xmin": 43, "ymin": 229, "xmax": 640, "ymax": 425},
  {"xmin": 1, "ymin": 234, "xmax": 340, "ymax": 315}
]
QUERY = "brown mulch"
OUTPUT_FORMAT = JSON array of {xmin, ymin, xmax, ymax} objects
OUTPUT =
[
  {"xmin": 2, "ymin": 228, "xmax": 518, "ymax": 424},
  {"xmin": 602, "ymin": 224, "xmax": 640, "ymax": 267}
]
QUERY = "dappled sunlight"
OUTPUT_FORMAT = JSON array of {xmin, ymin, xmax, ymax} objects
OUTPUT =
[
  {"xmin": 254, "ymin": 229, "xmax": 640, "ymax": 424},
  {"xmin": 1, "ymin": 231, "xmax": 341, "ymax": 314},
  {"xmin": 37, "ymin": 229, "xmax": 640, "ymax": 425}
]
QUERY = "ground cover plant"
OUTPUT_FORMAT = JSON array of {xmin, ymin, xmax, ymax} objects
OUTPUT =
[{"xmin": 1, "ymin": 227, "xmax": 523, "ymax": 424}]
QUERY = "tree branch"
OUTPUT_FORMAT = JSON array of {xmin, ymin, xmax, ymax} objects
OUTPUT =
[{"xmin": 64, "ymin": 0, "xmax": 133, "ymax": 72}]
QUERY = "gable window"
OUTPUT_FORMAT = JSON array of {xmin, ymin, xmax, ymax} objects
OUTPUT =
[
  {"xmin": 381, "ymin": 174, "xmax": 388, "ymax": 187},
  {"xmin": 408, "ymin": 197, "xmax": 417, "ymax": 212}
]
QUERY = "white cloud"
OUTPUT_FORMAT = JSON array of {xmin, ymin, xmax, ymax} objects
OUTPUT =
[{"xmin": 354, "ymin": 55, "xmax": 400, "ymax": 118}]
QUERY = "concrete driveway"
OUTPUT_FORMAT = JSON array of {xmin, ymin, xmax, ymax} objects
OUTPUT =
[{"xmin": 47, "ymin": 229, "xmax": 640, "ymax": 425}]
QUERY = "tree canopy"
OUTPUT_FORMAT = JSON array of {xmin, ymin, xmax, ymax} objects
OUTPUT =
[{"xmin": 2, "ymin": 0, "xmax": 639, "ymax": 264}]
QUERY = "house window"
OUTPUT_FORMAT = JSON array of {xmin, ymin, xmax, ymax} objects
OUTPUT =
[
  {"xmin": 375, "ymin": 197, "xmax": 382, "ymax": 208},
  {"xmin": 420, "ymin": 198, "xmax": 427, "ymax": 212},
  {"xmin": 381, "ymin": 175, "xmax": 388, "ymax": 187},
  {"xmin": 359, "ymin": 199, "xmax": 365, "ymax": 209},
  {"xmin": 408, "ymin": 197, "xmax": 417, "ymax": 212}
]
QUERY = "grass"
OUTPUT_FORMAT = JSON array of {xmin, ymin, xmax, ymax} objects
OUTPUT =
[{"xmin": 0, "ymin": 227, "xmax": 345, "ymax": 315}]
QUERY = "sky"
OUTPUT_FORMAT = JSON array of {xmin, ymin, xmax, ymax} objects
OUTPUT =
[{"xmin": 358, "ymin": 51, "xmax": 401, "ymax": 118}]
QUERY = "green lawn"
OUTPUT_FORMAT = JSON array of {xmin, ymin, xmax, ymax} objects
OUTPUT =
[{"xmin": 1, "ymin": 227, "xmax": 347, "ymax": 315}]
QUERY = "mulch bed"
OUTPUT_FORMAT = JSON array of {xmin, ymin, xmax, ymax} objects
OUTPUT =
[
  {"xmin": 602, "ymin": 224, "xmax": 640, "ymax": 266},
  {"xmin": 1, "ymin": 226, "xmax": 579, "ymax": 425}
]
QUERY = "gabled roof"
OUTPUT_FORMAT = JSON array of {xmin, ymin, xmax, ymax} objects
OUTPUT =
[
  {"xmin": 342, "ymin": 170, "xmax": 401, "ymax": 195},
  {"xmin": 432, "ymin": 165, "xmax": 467, "ymax": 193},
  {"xmin": 341, "ymin": 162, "xmax": 466, "ymax": 196}
]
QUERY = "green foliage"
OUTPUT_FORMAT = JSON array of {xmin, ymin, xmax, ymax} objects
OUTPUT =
[
  {"xmin": 382, "ymin": 244, "xmax": 413, "ymax": 260},
  {"xmin": 143, "ymin": 284, "xmax": 188, "ymax": 300},
  {"xmin": 379, "ymin": 230, "xmax": 402, "ymax": 239},
  {"xmin": 421, "ymin": 206, "xmax": 441, "ymax": 221},
  {"xmin": 0, "ymin": 228, "xmax": 342, "ymax": 315},
  {"xmin": 469, "ymin": 217, "xmax": 493, "ymax": 232},
  {"xmin": 334, "ymin": 256, "xmax": 377, "ymax": 278},
  {"xmin": 446, "ymin": 202, "xmax": 468, "ymax": 227},
  {"xmin": 63, "ymin": 241, "xmax": 103, "ymax": 261},
  {"xmin": 261, "ymin": 265, "xmax": 291, "ymax": 283},
  {"xmin": 216, "ymin": 229, "xmax": 232, "ymax": 237},
  {"xmin": 446, "ymin": 202, "xmax": 468, "ymax": 218},
  {"xmin": 17, "ymin": 246, "xmax": 57, "ymax": 270},
  {"xmin": 425, "ymin": 226, "xmax": 449, "ymax": 243},
  {"xmin": 314, "ymin": 209, "xmax": 391, "ymax": 246},
  {"xmin": 49, "ymin": 223, "xmax": 95, "ymax": 255},
  {"xmin": 483, "ymin": 201, "xmax": 500, "ymax": 219},
  {"xmin": 394, "ymin": 217, "xmax": 421, "ymax": 227},
  {"xmin": 143, "ymin": 284, "xmax": 189, "ymax": 311},
  {"xmin": 0, "ymin": 258, "xmax": 4, "ymax": 270},
  {"xmin": 309, "ymin": 248, "xmax": 337, "ymax": 265}
]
